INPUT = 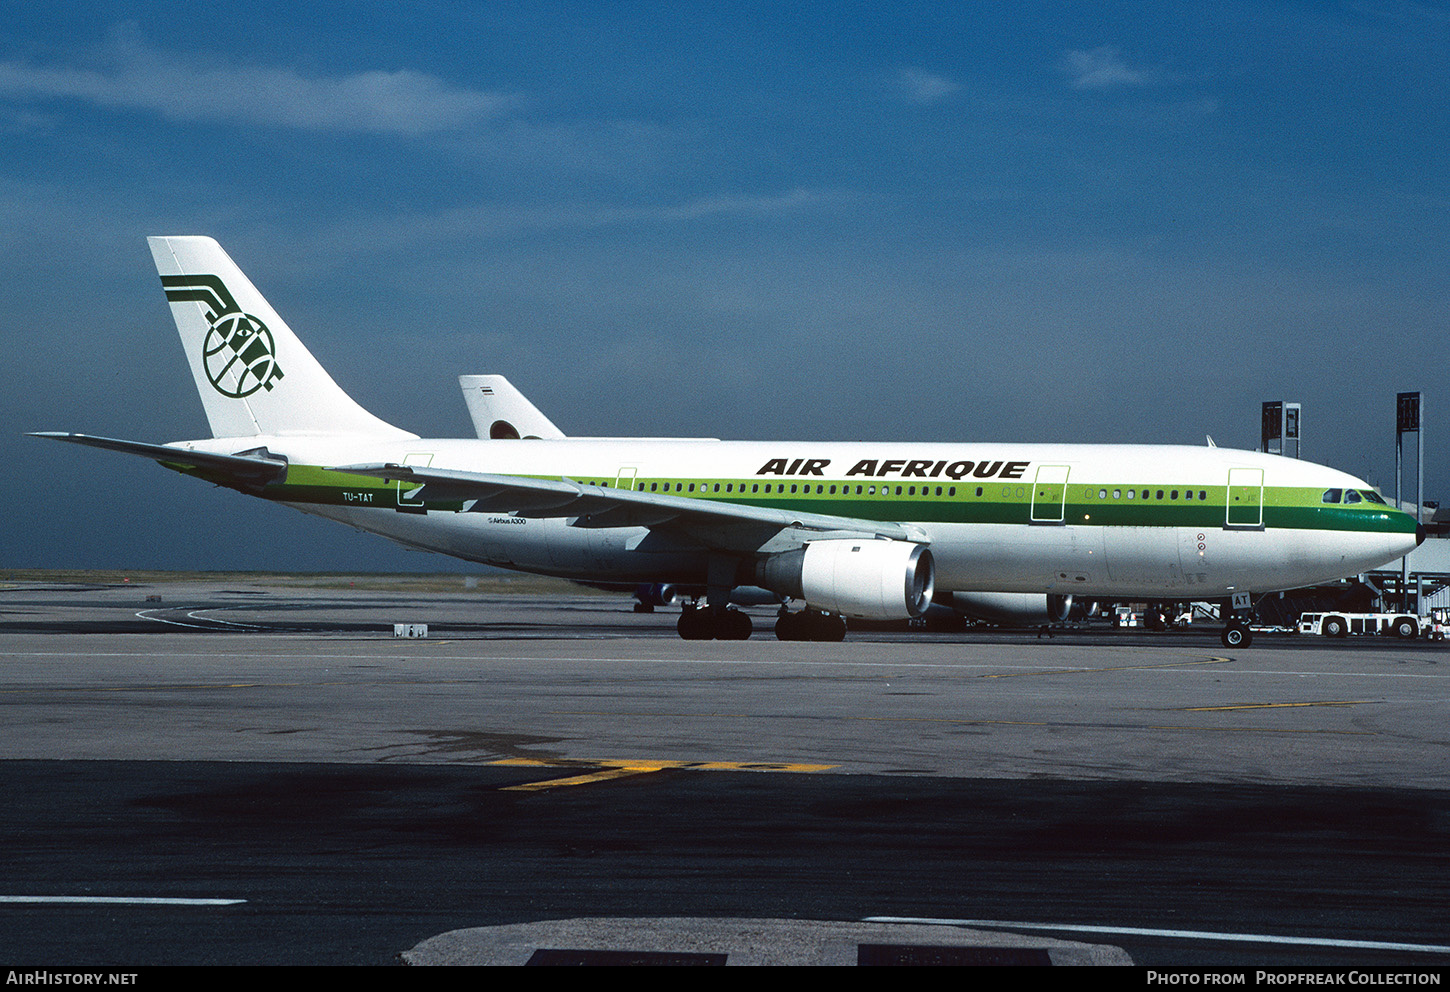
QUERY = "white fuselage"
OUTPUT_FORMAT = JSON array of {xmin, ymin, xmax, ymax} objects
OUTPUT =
[{"xmin": 177, "ymin": 435, "xmax": 1420, "ymax": 600}]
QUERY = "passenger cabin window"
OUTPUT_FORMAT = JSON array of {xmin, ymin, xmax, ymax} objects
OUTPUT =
[{"xmin": 1322, "ymin": 489, "xmax": 1342, "ymax": 504}]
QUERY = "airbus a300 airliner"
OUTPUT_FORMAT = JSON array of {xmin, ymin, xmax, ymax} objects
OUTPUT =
[{"xmin": 33, "ymin": 237, "xmax": 1424, "ymax": 645}]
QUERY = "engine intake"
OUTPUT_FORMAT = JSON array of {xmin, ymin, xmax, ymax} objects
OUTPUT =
[{"xmin": 756, "ymin": 540, "xmax": 935, "ymax": 620}]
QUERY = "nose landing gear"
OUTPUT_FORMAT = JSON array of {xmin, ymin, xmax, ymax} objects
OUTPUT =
[
  {"xmin": 1220, "ymin": 622, "xmax": 1253, "ymax": 648},
  {"xmin": 1221, "ymin": 594, "xmax": 1257, "ymax": 648}
]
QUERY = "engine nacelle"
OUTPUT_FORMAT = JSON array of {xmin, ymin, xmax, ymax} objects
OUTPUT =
[
  {"xmin": 756, "ymin": 540, "xmax": 935, "ymax": 620},
  {"xmin": 634, "ymin": 582, "xmax": 685, "ymax": 607},
  {"xmin": 950, "ymin": 592, "xmax": 1073, "ymax": 626}
]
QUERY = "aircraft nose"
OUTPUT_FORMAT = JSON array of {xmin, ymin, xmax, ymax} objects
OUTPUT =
[{"xmin": 1418, "ymin": 523, "xmax": 1427, "ymax": 547}]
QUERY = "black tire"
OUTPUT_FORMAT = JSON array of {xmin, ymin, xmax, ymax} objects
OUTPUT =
[
  {"xmin": 721, "ymin": 609, "xmax": 753, "ymax": 641},
  {"xmin": 1322, "ymin": 616, "xmax": 1347, "ymax": 638},
  {"xmin": 813, "ymin": 613, "xmax": 847, "ymax": 642},
  {"xmin": 1394, "ymin": 617, "xmax": 1419, "ymax": 639},
  {"xmin": 776, "ymin": 611, "xmax": 846, "ymax": 642},
  {"xmin": 1221, "ymin": 625, "xmax": 1252, "ymax": 648},
  {"xmin": 677, "ymin": 606, "xmax": 713, "ymax": 640},
  {"xmin": 775, "ymin": 612, "xmax": 802, "ymax": 641}
]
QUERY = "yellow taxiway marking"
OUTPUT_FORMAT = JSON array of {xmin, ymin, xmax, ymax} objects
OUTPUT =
[
  {"xmin": 491, "ymin": 757, "xmax": 837, "ymax": 792},
  {"xmin": 1181, "ymin": 700, "xmax": 1370, "ymax": 712},
  {"xmin": 981, "ymin": 656, "xmax": 1233, "ymax": 678}
]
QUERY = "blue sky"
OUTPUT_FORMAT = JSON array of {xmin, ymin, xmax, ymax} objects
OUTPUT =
[{"xmin": 3, "ymin": 2, "xmax": 1447, "ymax": 571}]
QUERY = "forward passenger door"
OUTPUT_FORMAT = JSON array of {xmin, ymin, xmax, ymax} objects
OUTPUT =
[{"xmin": 1225, "ymin": 467, "xmax": 1264, "ymax": 528}]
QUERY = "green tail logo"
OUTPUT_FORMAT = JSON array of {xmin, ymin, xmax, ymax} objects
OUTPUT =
[{"xmin": 161, "ymin": 274, "xmax": 286, "ymax": 398}]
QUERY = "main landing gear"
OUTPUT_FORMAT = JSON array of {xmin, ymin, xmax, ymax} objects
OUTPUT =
[
  {"xmin": 675, "ymin": 603, "xmax": 850, "ymax": 642},
  {"xmin": 677, "ymin": 603, "xmax": 753, "ymax": 640},
  {"xmin": 774, "ymin": 608, "xmax": 847, "ymax": 642}
]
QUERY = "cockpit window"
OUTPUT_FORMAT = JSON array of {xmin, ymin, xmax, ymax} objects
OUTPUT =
[
  {"xmin": 1360, "ymin": 490, "xmax": 1386, "ymax": 505},
  {"xmin": 1322, "ymin": 488, "xmax": 1342, "ymax": 504},
  {"xmin": 1345, "ymin": 490, "xmax": 1362, "ymax": 504}
]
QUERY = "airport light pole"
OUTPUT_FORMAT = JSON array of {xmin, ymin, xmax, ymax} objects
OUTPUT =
[{"xmin": 1396, "ymin": 392, "xmax": 1424, "ymax": 613}]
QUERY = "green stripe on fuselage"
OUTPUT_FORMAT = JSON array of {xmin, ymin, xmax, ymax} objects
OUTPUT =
[{"xmin": 167, "ymin": 464, "xmax": 1417, "ymax": 535}]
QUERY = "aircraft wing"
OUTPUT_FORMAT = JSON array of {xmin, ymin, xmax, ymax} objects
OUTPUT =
[
  {"xmin": 332, "ymin": 463, "xmax": 917, "ymax": 553},
  {"xmin": 29, "ymin": 433, "xmax": 289, "ymax": 488}
]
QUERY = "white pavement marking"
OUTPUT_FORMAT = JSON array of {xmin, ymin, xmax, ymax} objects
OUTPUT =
[
  {"xmin": 863, "ymin": 917, "xmax": 1450, "ymax": 954},
  {"xmin": 0, "ymin": 895, "xmax": 245, "ymax": 905}
]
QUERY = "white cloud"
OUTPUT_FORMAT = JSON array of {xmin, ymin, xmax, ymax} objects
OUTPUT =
[
  {"xmin": 1062, "ymin": 46, "xmax": 1152, "ymax": 90},
  {"xmin": 293, "ymin": 187, "xmax": 846, "ymax": 260},
  {"xmin": 0, "ymin": 25, "xmax": 516, "ymax": 135},
  {"xmin": 895, "ymin": 67, "xmax": 959, "ymax": 104}
]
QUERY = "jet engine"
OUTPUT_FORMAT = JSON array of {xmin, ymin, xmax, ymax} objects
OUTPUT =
[
  {"xmin": 756, "ymin": 540, "xmax": 935, "ymax": 620},
  {"xmin": 634, "ymin": 582, "xmax": 686, "ymax": 608},
  {"xmin": 949, "ymin": 591, "xmax": 1073, "ymax": 626}
]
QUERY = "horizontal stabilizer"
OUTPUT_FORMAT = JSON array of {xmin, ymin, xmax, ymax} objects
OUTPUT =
[{"xmin": 30, "ymin": 432, "xmax": 287, "ymax": 487}]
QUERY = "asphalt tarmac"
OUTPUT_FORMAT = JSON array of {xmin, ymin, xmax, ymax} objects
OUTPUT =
[{"xmin": 1, "ymin": 575, "xmax": 1448, "ymax": 968}]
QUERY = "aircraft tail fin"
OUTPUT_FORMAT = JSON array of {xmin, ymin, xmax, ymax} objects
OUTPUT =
[
  {"xmin": 147, "ymin": 236, "xmax": 414, "ymax": 439},
  {"xmin": 458, "ymin": 374, "xmax": 567, "ymax": 439}
]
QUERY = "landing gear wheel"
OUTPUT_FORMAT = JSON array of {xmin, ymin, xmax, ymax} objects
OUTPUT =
[
  {"xmin": 775, "ymin": 612, "xmax": 803, "ymax": 641},
  {"xmin": 819, "ymin": 613, "xmax": 847, "ymax": 642},
  {"xmin": 775, "ymin": 610, "xmax": 846, "ymax": 642},
  {"xmin": 677, "ymin": 605, "xmax": 712, "ymax": 640},
  {"xmin": 720, "ymin": 608, "xmax": 753, "ymax": 641},
  {"xmin": 1221, "ymin": 624, "xmax": 1253, "ymax": 648},
  {"xmin": 677, "ymin": 605, "xmax": 753, "ymax": 640}
]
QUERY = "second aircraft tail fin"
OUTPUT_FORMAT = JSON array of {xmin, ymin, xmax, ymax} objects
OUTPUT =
[
  {"xmin": 147, "ymin": 236, "xmax": 415, "ymax": 440},
  {"xmin": 458, "ymin": 375, "xmax": 567, "ymax": 439}
]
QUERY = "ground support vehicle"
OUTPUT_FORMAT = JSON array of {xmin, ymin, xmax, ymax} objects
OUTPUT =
[{"xmin": 1297, "ymin": 611, "xmax": 1428, "ymax": 639}]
